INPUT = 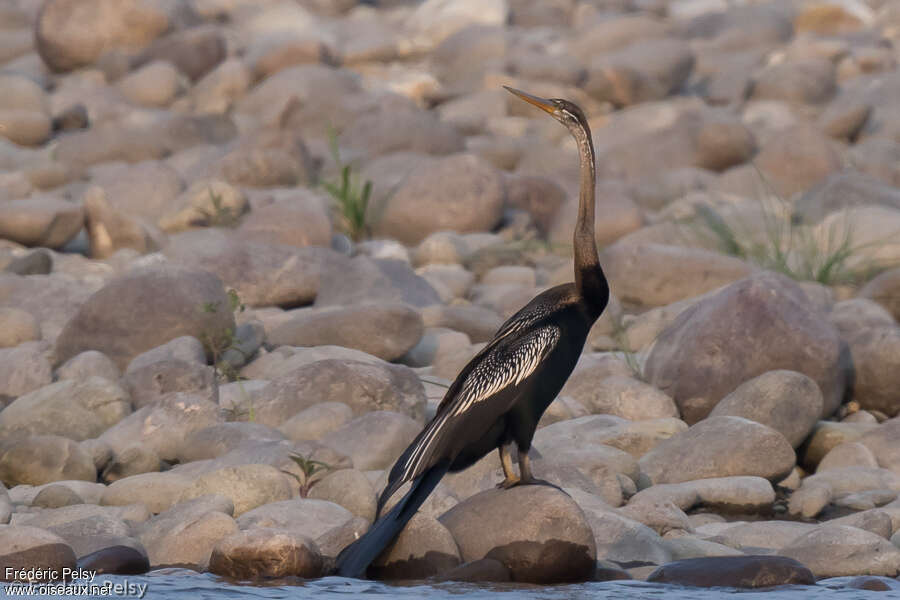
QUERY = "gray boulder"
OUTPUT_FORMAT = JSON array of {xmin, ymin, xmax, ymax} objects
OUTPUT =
[
  {"xmin": 860, "ymin": 267, "xmax": 900, "ymax": 322},
  {"xmin": 645, "ymin": 272, "xmax": 844, "ymax": 423},
  {"xmin": 0, "ymin": 198, "xmax": 84, "ymax": 249},
  {"xmin": 843, "ymin": 325, "xmax": 900, "ymax": 417},
  {"xmin": 237, "ymin": 499, "xmax": 354, "ymax": 540},
  {"xmin": 639, "ymin": 416, "xmax": 795, "ymax": 485},
  {"xmin": 0, "ymin": 526, "xmax": 76, "ymax": 581},
  {"xmin": 708, "ymin": 370, "xmax": 823, "ymax": 447},
  {"xmin": 0, "ymin": 377, "xmax": 131, "ymax": 441},
  {"xmin": 269, "ymin": 304, "xmax": 424, "ymax": 362},
  {"xmin": 162, "ymin": 229, "xmax": 320, "ymax": 308},
  {"xmin": 439, "ymin": 486, "xmax": 596, "ymax": 583},
  {"xmin": 54, "ymin": 264, "xmax": 235, "ymax": 370},
  {"xmin": 647, "ymin": 555, "xmax": 814, "ymax": 588},
  {"xmin": 251, "ymin": 359, "xmax": 425, "ymax": 426},
  {"xmin": 0, "ymin": 435, "xmax": 95, "ymax": 486},
  {"xmin": 137, "ymin": 495, "xmax": 237, "ymax": 569},
  {"xmin": 370, "ymin": 513, "xmax": 461, "ymax": 579},
  {"xmin": 56, "ymin": 351, "xmax": 120, "ymax": 382},
  {"xmin": 102, "ymin": 444, "xmax": 161, "ymax": 482},
  {"xmin": 177, "ymin": 465, "xmax": 294, "ymax": 517},
  {"xmin": 177, "ymin": 423, "xmax": 286, "ymax": 463},
  {"xmin": 99, "ymin": 393, "xmax": 222, "ymax": 462},
  {"xmin": 779, "ymin": 525, "xmax": 900, "ymax": 578},
  {"xmin": 629, "ymin": 476, "xmax": 775, "ymax": 514},
  {"xmin": 577, "ymin": 376, "xmax": 679, "ymax": 420},
  {"xmin": 567, "ymin": 488, "xmax": 672, "ymax": 566},
  {"xmin": 279, "ymin": 402, "xmax": 353, "ymax": 442},
  {"xmin": 208, "ymin": 529, "xmax": 323, "ymax": 579},
  {"xmin": 321, "ymin": 411, "xmax": 421, "ymax": 471},
  {"xmin": 0, "ymin": 341, "xmax": 53, "ymax": 399},
  {"xmin": 370, "ymin": 154, "xmax": 504, "ymax": 245},
  {"xmin": 308, "ymin": 469, "xmax": 377, "ymax": 523},
  {"xmin": 101, "ymin": 472, "xmax": 193, "ymax": 514},
  {"xmin": 31, "ymin": 485, "xmax": 83, "ymax": 509},
  {"xmin": 35, "ymin": 0, "xmax": 168, "ymax": 72},
  {"xmin": 0, "ymin": 307, "xmax": 40, "ymax": 349}
]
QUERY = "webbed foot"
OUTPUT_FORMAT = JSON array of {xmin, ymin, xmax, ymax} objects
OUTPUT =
[
  {"xmin": 496, "ymin": 477, "xmax": 521, "ymax": 489},
  {"xmin": 519, "ymin": 477, "xmax": 562, "ymax": 491}
]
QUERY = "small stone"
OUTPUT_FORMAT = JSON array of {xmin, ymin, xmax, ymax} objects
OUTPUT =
[
  {"xmin": 133, "ymin": 26, "xmax": 226, "ymax": 82},
  {"xmin": 750, "ymin": 59, "xmax": 836, "ymax": 104},
  {"xmin": 116, "ymin": 61, "xmax": 180, "ymax": 107}
]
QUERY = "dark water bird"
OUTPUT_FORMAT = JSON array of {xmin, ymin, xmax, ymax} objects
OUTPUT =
[{"xmin": 334, "ymin": 86, "xmax": 609, "ymax": 578}]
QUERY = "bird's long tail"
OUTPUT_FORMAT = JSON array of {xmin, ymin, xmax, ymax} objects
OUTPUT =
[{"xmin": 334, "ymin": 462, "xmax": 449, "ymax": 578}]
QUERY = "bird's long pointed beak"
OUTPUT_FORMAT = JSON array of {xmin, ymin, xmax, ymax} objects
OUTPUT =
[{"xmin": 503, "ymin": 86, "xmax": 556, "ymax": 115}]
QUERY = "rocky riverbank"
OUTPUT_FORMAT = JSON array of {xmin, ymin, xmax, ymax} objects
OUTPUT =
[{"xmin": 1, "ymin": 0, "xmax": 900, "ymax": 591}]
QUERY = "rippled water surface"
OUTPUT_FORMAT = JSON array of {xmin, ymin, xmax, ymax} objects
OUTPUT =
[{"xmin": 27, "ymin": 571, "xmax": 898, "ymax": 599}]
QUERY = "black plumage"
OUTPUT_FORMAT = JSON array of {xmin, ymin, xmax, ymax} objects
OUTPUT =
[{"xmin": 335, "ymin": 87, "xmax": 609, "ymax": 578}]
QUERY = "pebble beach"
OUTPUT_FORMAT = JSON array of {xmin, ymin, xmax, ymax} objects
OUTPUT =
[{"xmin": 0, "ymin": 0, "xmax": 900, "ymax": 594}]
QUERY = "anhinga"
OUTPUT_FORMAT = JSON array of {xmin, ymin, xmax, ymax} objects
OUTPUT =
[{"xmin": 335, "ymin": 87, "xmax": 609, "ymax": 578}]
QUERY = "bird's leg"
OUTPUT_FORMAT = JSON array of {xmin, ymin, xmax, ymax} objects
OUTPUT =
[
  {"xmin": 517, "ymin": 450, "xmax": 555, "ymax": 487},
  {"xmin": 496, "ymin": 444, "xmax": 520, "ymax": 489}
]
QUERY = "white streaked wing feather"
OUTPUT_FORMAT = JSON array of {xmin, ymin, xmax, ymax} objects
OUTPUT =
[{"xmin": 395, "ymin": 325, "xmax": 561, "ymax": 482}]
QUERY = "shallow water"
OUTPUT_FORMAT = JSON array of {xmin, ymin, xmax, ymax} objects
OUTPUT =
[{"xmin": 13, "ymin": 571, "xmax": 899, "ymax": 599}]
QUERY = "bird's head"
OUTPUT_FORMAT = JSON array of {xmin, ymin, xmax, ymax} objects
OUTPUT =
[{"xmin": 503, "ymin": 86, "xmax": 589, "ymax": 133}]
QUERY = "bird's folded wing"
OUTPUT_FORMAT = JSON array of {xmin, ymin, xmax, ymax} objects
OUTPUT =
[{"xmin": 389, "ymin": 324, "xmax": 562, "ymax": 488}]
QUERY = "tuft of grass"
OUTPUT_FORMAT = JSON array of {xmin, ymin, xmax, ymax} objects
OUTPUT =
[
  {"xmin": 690, "ymin": 171, "xmax": 896, "ymax": 287},
  {"xmin": 200, "ymin": 289, "xmax": 251, "ymax": 415},
  {"xmin": 611, "ymin": 318, "xmax": 645, "ymax": 381},
  {"xmin": 321, "ymin": 127, "xmax": 373, "ymax": 242},
  {"xmin": 285, "ymin": 454, "xmax": 332, "ymax": 497}
]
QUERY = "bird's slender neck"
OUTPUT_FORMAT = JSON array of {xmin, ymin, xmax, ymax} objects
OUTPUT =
[{"xmin": 569, "ymin": 118, "xmax": 608, "ymax": 318}]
